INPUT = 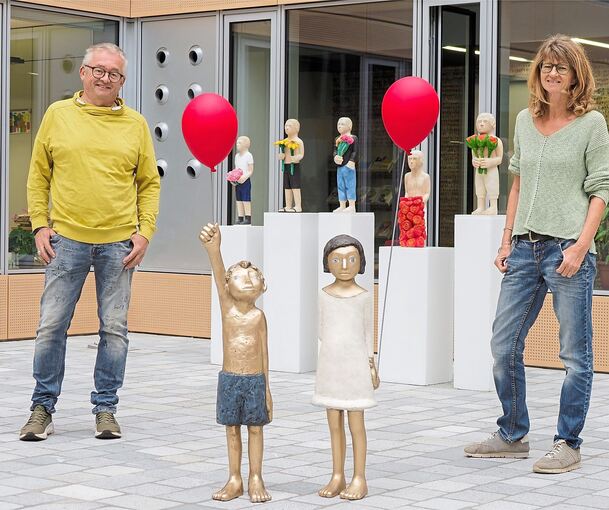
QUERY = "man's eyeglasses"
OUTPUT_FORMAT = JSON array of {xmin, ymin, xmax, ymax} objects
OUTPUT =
[
  {"xmin": 84, "ymin": 65, "xmax": 124, "ymax": 83},
  {"xmin": 539, "ymin": 62, "xmax": 570, "ymax": 75}
]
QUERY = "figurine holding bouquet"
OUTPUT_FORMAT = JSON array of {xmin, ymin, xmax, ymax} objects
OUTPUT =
[
  {"xmin": 333, "ymin": 117, "xmax": 359, "ymax": 213},
  {"xmin": 465, "ymin": 113, "xmax": 504, "ymax": 215}
]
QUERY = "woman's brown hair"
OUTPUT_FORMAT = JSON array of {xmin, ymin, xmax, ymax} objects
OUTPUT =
[{"xmin": 528, "ymin": 34, "xmax": 595, "ymax": 117}]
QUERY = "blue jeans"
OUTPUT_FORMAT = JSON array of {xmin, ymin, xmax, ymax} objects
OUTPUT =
[
  {"xmin": 337, "ymin": 165, "xmax": 356, "ymax": 201},
  {"xmin": 491, "ymin": 238, "xmax": 595, "ymax": 448},
  {"xmin": 31, "ymin": 234, "xmax": 134, "ymax": 415}
]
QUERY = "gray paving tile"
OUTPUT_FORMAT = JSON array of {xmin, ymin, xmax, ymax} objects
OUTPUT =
[{"xmin": 2, "ymin": 334, "xmax": 609, "ymax": 510}]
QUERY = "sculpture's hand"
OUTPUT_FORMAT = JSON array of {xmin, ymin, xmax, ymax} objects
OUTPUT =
[
  {"xmin": 369, "ymin": 357, "xmax": 380, "ymax": 390},
  {"xmin": 472, "ymin": 158, "xmax": 481, "ymax": 169},
  {"xmin": 278, "ymin": 152, "xmax": 285, "ymax": 161},
  {"xmin": 199, "ymin": 223, "xmax": 221, "ymax": 251},
  {"xmin": 334, "ymin": 155, "xmax": 343, "ymax": 165},
  {"xmin": 477, "ymin": 158, "xmax": 490, "ymax": 167},
  {"xmin": 346, "ymin": 161, "xmax": 356, "ymax": 170}
]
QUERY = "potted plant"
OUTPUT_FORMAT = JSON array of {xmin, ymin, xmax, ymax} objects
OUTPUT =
[
  {"xmin": 594, "ymin": 207, "xmax": 609, "ymax": 290},
  {"xmin": 8, "ymin": 227, "xmax": 37, "ymax": 265}
]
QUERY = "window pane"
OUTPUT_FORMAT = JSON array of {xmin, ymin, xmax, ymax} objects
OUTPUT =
[
  {"xmin": 228, "ymin": 21, "xmax": 271, "ymax": 226},
  {"xmin": 286, "ymin": 1, "xmax": 413, "ymax": 274},
  {"xmin": 8, "ymin": 7, "xmax": 118, "ymax": 270},
  {"xmin": 498, "ymin": 0, "xmax": 609, "ymax": 292}
]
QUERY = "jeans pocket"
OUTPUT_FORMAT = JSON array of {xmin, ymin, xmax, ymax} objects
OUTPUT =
[{"xmin": 558, "ymin": 239, "xmax": 576, "ymax": 256}]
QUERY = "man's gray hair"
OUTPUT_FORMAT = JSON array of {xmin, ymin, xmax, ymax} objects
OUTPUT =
[{"xmin": 82, "ymin": 43, "xmax": 128, "ymax": 74}]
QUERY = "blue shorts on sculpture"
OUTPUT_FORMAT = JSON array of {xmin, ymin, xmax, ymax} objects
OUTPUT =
[
  {"xmin": 216, "ymin": 371, "xmax": 269, "ymax": 426},
  {"xmin": 337, "ymin": 165, "xmax": 356, "ymax": 201},
  {"xmin": 235, "ymin": 179, "xmax": 251, "ymax": 202}
]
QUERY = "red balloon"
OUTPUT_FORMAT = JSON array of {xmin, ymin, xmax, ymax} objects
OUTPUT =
[
  {"xmin": 381, "ymin": 77, "xmax": 439, "ymax": 153},
  {"xmin": 181, "ymin": 93, "xmax": 238, "ymax": 172}
]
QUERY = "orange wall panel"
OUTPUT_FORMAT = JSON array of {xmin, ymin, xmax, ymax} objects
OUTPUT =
[
  {"xmin": 17, "ymin": 0, "xmax": 130, "ymax": 17},
  {"xmin": 525, "ymin": 293, "xmax": 609, "ymax": 373},
  {"xmin": 128, "ymin": 272, "xmax": 211, "ymax": 338},
  {"xmin": 7, "ymin": 273, "xmax": 98, "ymax": 340},
  {"xmin": 0, "ymin": 276, "xmax": 8, "ymax": 340},
  {"xmin": 130, "ymin": 0, "xmax": 275, "ymax": 16}
]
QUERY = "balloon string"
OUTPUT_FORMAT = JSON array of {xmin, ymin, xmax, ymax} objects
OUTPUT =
[
  {"xmin": 376, "ymin": 150, "xmax": 407, "ymax": 376},
  {"xmin": 211, "ymin": 169, "xmax": 216, "ymax": 225}
]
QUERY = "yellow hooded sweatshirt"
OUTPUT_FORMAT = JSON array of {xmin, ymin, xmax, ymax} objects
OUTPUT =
[{"xmin": 27, "ymin": 91, "xmax": 160, "ymax": 243}]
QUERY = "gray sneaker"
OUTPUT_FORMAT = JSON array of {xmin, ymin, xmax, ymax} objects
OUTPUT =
[
  {"xmin": 20, "ymin": 405, "xmax": 54, "ymax": 441},
  {"xmin": 95, "ymin": 412, "xmax": 122, "ymax": 439},
  {"xmin": 464, "ymin": 431, "xmax": 529, "ymax": 458},
  {"xmin": 533, "ymin": 440, "xmax": 581, "ymax": 474}
]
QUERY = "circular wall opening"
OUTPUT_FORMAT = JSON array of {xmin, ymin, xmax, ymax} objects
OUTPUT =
[
  {"xmin": 156, "ymin": 159, "xmax": 168, "ymax": 177},
  {"xmin": 187, "ymin": 159, "xmax": 203, "ymax": 178},
  {"xmin": 156, "ymin": 48, "xmax": 169, "ymax": 66},
  {"xmin": 155, "ymin": 85, "xmax": 169, "ymax": 104},
  {"xmin": 154, "ymin": 122, "xmax": 168, "ymax": 141},
  {"xmin": 187, "ymin": 83, "xmax": 202, "ymax": 99},
  {"xmin": 188, "ymin": 46, "xmax": 203, "ymax": 65}
]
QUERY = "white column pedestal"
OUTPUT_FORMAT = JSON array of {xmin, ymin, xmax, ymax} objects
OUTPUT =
[
  {"xmin": 210, "ymin": 226, "xmax": 264, "ymax": 366},
  {"xmin": 453, "ymin": 214, "xmax": 505, "ymax": 391},
  {"xmin": 264, "ymin": 213, "xmax": 318, "ymax": 373},
  {"xmin": 377, "ymin": 247, "xmax": 454, "ymax": 385},
  {"xmin": 317, "ymin": 213, "xmax": 375, "ymax": 294}
]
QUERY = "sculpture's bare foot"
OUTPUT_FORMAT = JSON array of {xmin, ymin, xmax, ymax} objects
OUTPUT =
[
  {"xmin": 481, "ymin": 205, "xmax": 497, "ymax": 215},
  {"xmin": 340, "ymin": 476, "xmax": 368, "ymax": 500},
  {"xmin": 318, "ymin": 474, "xmax": 346, "ymax": 498},
  {"xmin": 212, "ymin": 477, "xmax": 244, "ymax": 501},
  {"xmin": 248, "ymin": 474, "xmax": 271, "ymax": 503},
  {"xmin": 471, "ymin": 207, "xmax": 484, "ymax": 215}
]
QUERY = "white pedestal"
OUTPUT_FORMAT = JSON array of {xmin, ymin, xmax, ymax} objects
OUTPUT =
[
  {"xmin": 453, "ymin": 214, "xmax": 505, "ymax": 391},
  {"xmin": 377, "ymin": 247, "xmax": 454, "ymax": 385},
  {"xmin": 210, "ymin": 226, "xmax": 264, "ymax": 366},
  {"xmin": 264, "ymin": 213, "xmax": 318, "ymax": 373},
  {"xmin": 317, "ymin": 213, "xmax": 375, "ymax": 295}
]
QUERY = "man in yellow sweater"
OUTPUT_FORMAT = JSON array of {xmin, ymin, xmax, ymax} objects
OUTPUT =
[{"xmin": 20, "ymin": 43, "xmax": 160, "ymax": 441}]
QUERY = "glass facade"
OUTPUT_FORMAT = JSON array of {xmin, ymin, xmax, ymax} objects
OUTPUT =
[
  {"xmin": 286, "ymin": 1, "xmax": 413, "ymax": 270},
  {"xmin": 7, "ymin": 7, "xmax": 118, "ymax": 270},
  {"xmin": 228, "ymin": 20, "xmax": 272, "ymax": 227},
  {"xmin": 1, "ymin": 0, "xmax": 608, "ymax": 294},
  {"xmin": 498, "ymin": 0, "xmax": 609, "ymax": 291},
  {"xmin": 436, "ymin": 4, "xmax": 480, "ymax": 247}
]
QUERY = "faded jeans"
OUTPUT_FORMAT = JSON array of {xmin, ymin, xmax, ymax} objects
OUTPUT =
[
  {"xmin": 491, "ymin": 238, "xmax": 595, "ymax": 449},
  {"xmin": 31, "ymin": 234, "xmax": 134, "ymax": 415}
]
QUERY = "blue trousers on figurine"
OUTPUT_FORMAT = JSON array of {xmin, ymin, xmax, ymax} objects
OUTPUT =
[{"xmin": 337, "ymin": 165, "xmax": 356, "ymax": 201}]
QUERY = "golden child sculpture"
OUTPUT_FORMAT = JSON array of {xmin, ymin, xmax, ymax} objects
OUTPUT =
[
  {"xmin": 313, "ymin": 234, "xmax": 380, "ymax": 500},
  {"xmin": 199, "ymin": 223, "xmax": 272, "ymax": 503}
]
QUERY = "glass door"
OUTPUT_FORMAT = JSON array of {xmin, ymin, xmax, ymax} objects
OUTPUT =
[
  {"xmin": 422, "ymin": 0, "xmax": 491, "ymax": 247},
  {"xmin": 222, "ymin": 12, "xmax": 278, "ymax": 226}
]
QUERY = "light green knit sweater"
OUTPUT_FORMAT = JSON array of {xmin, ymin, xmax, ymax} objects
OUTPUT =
[{"xmin": 509, "ymin": 108, "xmax": 609, "ymax": 252}]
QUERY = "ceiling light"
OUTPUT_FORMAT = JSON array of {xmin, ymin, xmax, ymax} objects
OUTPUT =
[
  {"xmin": 443, "ymin": 45, "xmax": 466, "ymax": 53},
  {"xmin": 572, "ymin": 37, "xmax": 609, "ymax": 50},
  {"xmin": 509, "ymin": 56, "xmax": 531, "ymax": 62}
]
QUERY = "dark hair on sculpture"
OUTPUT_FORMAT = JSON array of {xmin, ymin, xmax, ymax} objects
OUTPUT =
[{"xmin": 322, "ymin": 234, "xmax": 366, "ymax": 274}]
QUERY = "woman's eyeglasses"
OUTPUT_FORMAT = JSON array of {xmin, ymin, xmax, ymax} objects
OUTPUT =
[{"xmin": 539, "ymin": 63, "xmax": 570, "ymax": 75}]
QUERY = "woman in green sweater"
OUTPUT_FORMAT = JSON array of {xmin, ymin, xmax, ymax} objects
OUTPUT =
[{"xmin": 464, "ymin": 35, "xmax": 609, "ymax": 473}]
